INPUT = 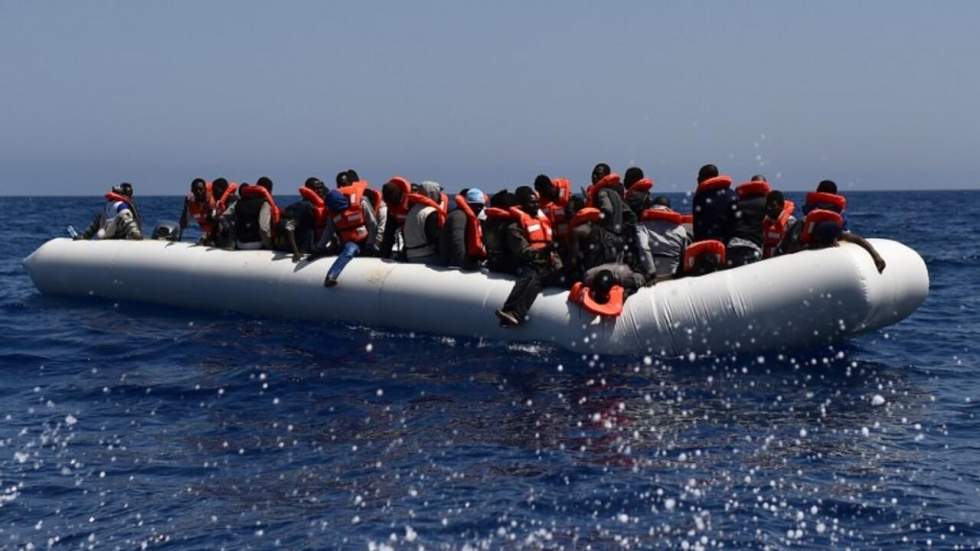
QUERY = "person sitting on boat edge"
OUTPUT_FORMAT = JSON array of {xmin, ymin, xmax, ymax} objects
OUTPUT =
[
  {"xmin": 77, "ymin": 183, "xmax": 143, "ymax": 241},
  {"xmin": 483, "ymin": 190, "xmax": 519, "ymax": 275},
  {"xmin": 321, "ymin": 180, "xmax": 381, "ymax": 287},
  {"xmin": 402, "ymin": 181, "xmax": 446, "ymax": 265},
  {"xmin": 179, "ymin": 177, "xmax": 239, "ymax": 245},
  {"xmin": 727, "ymin": 174, "xmax": 770, "ymax": 267},
  {"xmin": 781, "ymin": 208, "xmax": 885, "ymax": 272},
  {"xmin": 272, "ymin": 177, "xmax": 325, "ymax": 262},
  {"xmin": 802, "ymin": 179, "xmax": 848, "ymax": 231},
  {"xmin": 692, "ymin": 163, "xmax": 737, "ymax": 243},
  {"xmin": 495, "ymin": 186, "xmax": 561, "ymax": 327},
  {"xmin": 233, "ymin": 177, "xmax": 278, "ymax": 250},
  {"xmin": 439, "ymin": 188, "xmax": 487, "ymax": 270},
  {"xmin": 634, "ymin": 195, "xmax": 691, "ymax": 279}
]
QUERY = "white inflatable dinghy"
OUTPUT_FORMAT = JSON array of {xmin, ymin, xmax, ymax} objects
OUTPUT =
[{"xmin": 23, "ymin": 238, "xmax": 928, "ymax": 356}]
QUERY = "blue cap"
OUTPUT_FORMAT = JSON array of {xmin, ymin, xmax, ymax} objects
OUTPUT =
[
  {"xmin": 464, "ymin": 188, "xmax": 486, "ymax": 205},
  {"xmin": 324, "ymin": 189, "xmax": 350, "ymax": 212}
]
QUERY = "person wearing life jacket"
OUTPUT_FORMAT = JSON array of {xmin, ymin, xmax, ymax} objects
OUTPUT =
[
  {"xmin": 270, "ymin": 177, "xmax": 326, "ymax": 262},
  {"xmin": 634, "ymin": 196, "xmax": 691, "ymax": 279},
  {"xmin": 727, "ymin": 174, "xmax": 772, "ymax": 267},
  {"xmin": 680, "ymin": 239, "xmax": 727, "ymax": 277},
  {"xmin": 760, "ymin": 190, "xmax": 797, "ymax": 258},
  {"xmin": 483, "ymin": 190, "xmax": 520, "ymax": 275},
  {"xmin": 495, "ymin": 186, "xmax": 562, "ymax": 327},
  {"xmin": 692, "ymin": 164, "xmax": 738, "ymax": 243},
  {"xmin": 623, "ymin": 167, "xmax": 654, "ymax": 216},
  {"xmin": 584, "ymin": 166, "xmax": 638, "ymax": 271},
  {"xmin": 533, "ymin": 174, "xmax": 572, "ymax": 239},
  {"xmin": 439, "ymin": 188, "xmax": 487, "ymax": 270},
  {"xmin": 781, "ymin": 209, "xmax": 886, "ymax": 272},
  {"xmin": 402, "ymin": 180, "xmax": 447, "ymax": 264},
  {"xmin": 233, "ymin": 176, "xmax": 279, "ymax": 250},
  {"xmin": 802, "ymin": 179, "xmax": 849, "ymax": 231},
  {"xmin": 178, "ymin": 177, "xmax": 238, "ymax": 244},
  {"xmin": 319, "ymin": 184, "xmax": 382, "ymax": 286},
  {"xmin": 336, "ymin": 171, "xmax": 386, "ymax": 248},
  {"xmin": 569, "ymin": 266, "xmax": 645, "ymax": 318},
  {"xmin": 204, "ymin": 178, "xmax": 240, "ymax": 249},
  {"xmin": 378, "ymin": 176, "xmax": 414, "ymax": 258},
  {"xmin": 78, "ymin": 183, "xmax": 143, "ymax": 240}
]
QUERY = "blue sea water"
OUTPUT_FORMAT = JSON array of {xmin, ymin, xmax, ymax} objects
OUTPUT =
[{"xmin": 1, "ymin": 191, "xmax": 978, "ymax": 549}]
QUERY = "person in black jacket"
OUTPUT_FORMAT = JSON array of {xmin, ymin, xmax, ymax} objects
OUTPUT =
[
  {"xmin": 439, "ymin": 188, "xmax": 486, "ymax": 270},
  {"xmin": 727, "ymin": 174, "xmax": 770, "ymax": 266},
  {"xmin": 692, "ymin": 164, "xmax": 738, "ymax": 243}
]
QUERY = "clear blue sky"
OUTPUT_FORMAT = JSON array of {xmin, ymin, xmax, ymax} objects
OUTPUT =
[{"xmin": 2, "ymin": 1, "xmax": 978, "ymax": 195}]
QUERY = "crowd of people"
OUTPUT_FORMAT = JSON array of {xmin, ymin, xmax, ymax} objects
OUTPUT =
[{"xmin": 77, "ymin": 163, "xmax": 887, "ymax": 326}]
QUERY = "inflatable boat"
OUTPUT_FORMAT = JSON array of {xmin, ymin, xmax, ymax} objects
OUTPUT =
[{"xmin": 23, "ymin": 238, "xmax": 928, "ymax": 356}]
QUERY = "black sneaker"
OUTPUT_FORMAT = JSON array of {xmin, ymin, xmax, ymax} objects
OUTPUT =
[
  {"xmin": 323, "ymin": 276, "xmax": 338, "ymax": 288},
  {"xmin": 495, "ymin": 309, "xmax": 520, "ymax": 327}
]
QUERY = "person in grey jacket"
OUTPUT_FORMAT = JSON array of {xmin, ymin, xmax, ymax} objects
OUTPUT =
[
  {"xmin": 635, "ymin": 196, "xmax": 690, "ymax": 278},
  {"xmin": 78, "ymin": 183, "xmax": 142, "ymax": 241}
]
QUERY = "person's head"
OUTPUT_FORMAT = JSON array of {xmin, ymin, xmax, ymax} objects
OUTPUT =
[
  {"xmin": 592, "ymin": 269, "xmax": 616, "ymax": 304},
  {"xmin": 305, "ymin": 177, "xmax": 326, "ymax": 198},
  {"xmin": 490, "ymin": 190, "xmax": 517, "ymax": 209},
  {"xmin": 515, "ymin": 186, "xmax": 539, "ymax": 215},
  {"xmin": 816, "ymin": 180, "xmax": 837, "ymax": 194},
  {"xmin": 751, "ymin": 174, "xmax": 767, "ymax": 183},
  {"xmin": 464, "ymin": 188, "xmax": 486, "ymax": 215},
  {"xmin": 624, "ymin": 167, "xmax": 644, "ymax": 188},
  {"xmin": 591, "ymin": 163, "xmax": 611, "ymax": 184},
  {"xmin": 256, "ymin": 176, "xmax": 273, "ymax": 192},
  {"xmin": 212, "ymin": 178, "xmax": 229, "ymax": 199},
  {"xmin": 190, "ymin": 178, "xmax": 207, "ymax": 202},
  {"xmin": 809, "ymin": 222, "xmax": 842, "ymax": 249},
  {"xmin": 691, "ymin": 253, "xmax": 721, "ymax": 276},
  {"xmin": 652, "ymin": 195, "xmax": 671, "ymax": 208},
  {"xmin": 346, "ymin": 169, "xmax": 360, "ymax": 183},
  {"xmin": 533, "ymin": 174, "xmax": 557, "ymax": 201},
  {"xmin": 567, "ymin": 194, "xmax": 586, "ymax": 214},
  {"xmin": 336, "ymin": 171, "xmax": 352, "ymax": 188},
  {"xmin": 765, "ymin": 190, "xmax": 785, "ymax": 219},
  {"xmin": 697, "ymin": 164, "xmax": 718, "ymax": 184},
  {"xmin": 382, "ymin": 181, "xmax": 403, "ymax": 207},
  {"xmin": 419, "ymin": 181, "xmax": 442, "ymax": 202}
]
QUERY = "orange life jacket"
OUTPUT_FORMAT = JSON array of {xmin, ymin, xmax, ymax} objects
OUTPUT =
[
  {"xmin": 298, "ymin": 186, "xmax": 329, "ymax": 238},
  {"xmin": 214, "ymin": 182, "xmax": 238, "ymax": 213},
  {"xmin": 331, "ymin": 181, "xmax": 371, "ymax": 243},
  {"xmin": 569, "ymin": 207, "xmax": 601, "ymax": 229},
  {"xmin": 735, "ymin": 181, "xmax": 771, "ymax": 199},
  {"xmin": 510, "ymin": 207, "xmax": 553, "ymax": 250},
  {"xmin": 696, "ymin": 175, "xmax": 733, "ymax": 194},
  {"xmin": 761, "ymin": 199, "xmax": 795, "ymax": 258},
  {"xmin": 484, "ymin": 207, "xmax": 516, "ymax": 221},
  {"xmin": 640, "ymin": 208, "xmax": 684, "ymax": 225},
  {"xmin": 405, "ymin": 191, "xmax": 449, "ymax": 228},
  {"xmin": 186, "ymin": 181, "xmax": 215, "ymax": 233},
  {"xmin": 586, "ymin": 173, "xmax": 622, "ymax": 207},
  {"xmin": 799, "ymin": 209, "xmax": 844, "ymax": 246},
  {"xmin": 804, "ymin": 191, "xmax": 847, "ymax": 213},
  {"xmin": 568, "ymin": 281, "xmax": 625, "ymax": 318},
  {"xmin": 239, "ymin": 184, "xmax": 281, "ymax": 227},
  {"xmin": 542, "ymin": 178, "xmax": 572, "ymax": 238},
  {"xmin": 680, "ymin": 213, "xmax": 694, "ymax": 225},
  {"xmin": 683, "ymin": 240, "xmax": 727, "ymax": 272},
  {"xmin": 454, "ymin": 195, "xmax": 487, "ymax": 260},
  {"xmin": 627, "ymin": 178, "xmax": 654, "ymax": 195}
]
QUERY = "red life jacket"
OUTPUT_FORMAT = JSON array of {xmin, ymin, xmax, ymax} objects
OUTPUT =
[
  {"xmin": 761, "ymin": 199, "xmax": 795, "ymax": 258},
  {"xmin": 510, "ymin": 207, "xmax": 553, "ymax": 250},
  {"xmin": 682, "ymin": 240, "xmax": 726, "ymax": 272},
  {"xmin": 568, "ymin": 281, "xmax": 625, "ymax": 318},
  {"xmin": 298, "ymin": 186, "xmax": 329, "ymax": 238},
  {"xmin": 804, "ymin": 191, "xmax": 846, "ymax": 213},
  {"xmin": 484, "ymin": 207, "xmax": 516, "ymax": 221},
  {"xmin": 627, "ymin": 178, "xmax": 654, "ymax": 195},
  {"xmin": 679, "ymin": 213, "xmax": 694, "ymax": 225},
  {"xmin": 405, "ymin": 191, "xmax": 449, "ymax": 228},
  {"xmin": 542, "ymin": 178, "xmax": 572, "ymax": 238},
  {"xmin": 239, "ymin": 184, "xmax": 281, "ymax": 227},
  {"xmin": 735, "ymin": 181, "xmax": 771, "ymax": 199},
  {"xmin": 640, "ymin": 208, "xmax": 684, "ymax": 225},
  {"xmin": 454, "ymin": 195, "xmax": 486, "ymax": 260},
  {"xmin": 331, "ymin": 181, "xmax": 371, "ymax": 243},
  {"xmin": 696, "ymin": 175, "xmax": 733, "ymax": 194},
  {"xmin": 569, "ymin": 207, "xmax": 601, "ymax": 229},
  {"xmin": 799, "ymin": 209, "xmax": 844, "ymax": 246},
  {"xmin": 185, "ymin": 181, "xmax": 215, "ymax": 233},
  {"xmin": 586, "ymin": 173, "xmax": 623, "ymax": 207},
  {"xmin": 385, "ymin": 176, "xmax": 414, "ymax": 225}
]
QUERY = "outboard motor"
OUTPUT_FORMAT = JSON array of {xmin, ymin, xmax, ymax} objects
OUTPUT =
[{"xmin": 151, "ymin": 221, "xmax": 181, "ymax": 241}]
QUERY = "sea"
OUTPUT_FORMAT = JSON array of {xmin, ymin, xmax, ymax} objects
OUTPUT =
[{"xmin": 1, "ymin": 191, "xmax": 978, "ymax": 549}]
